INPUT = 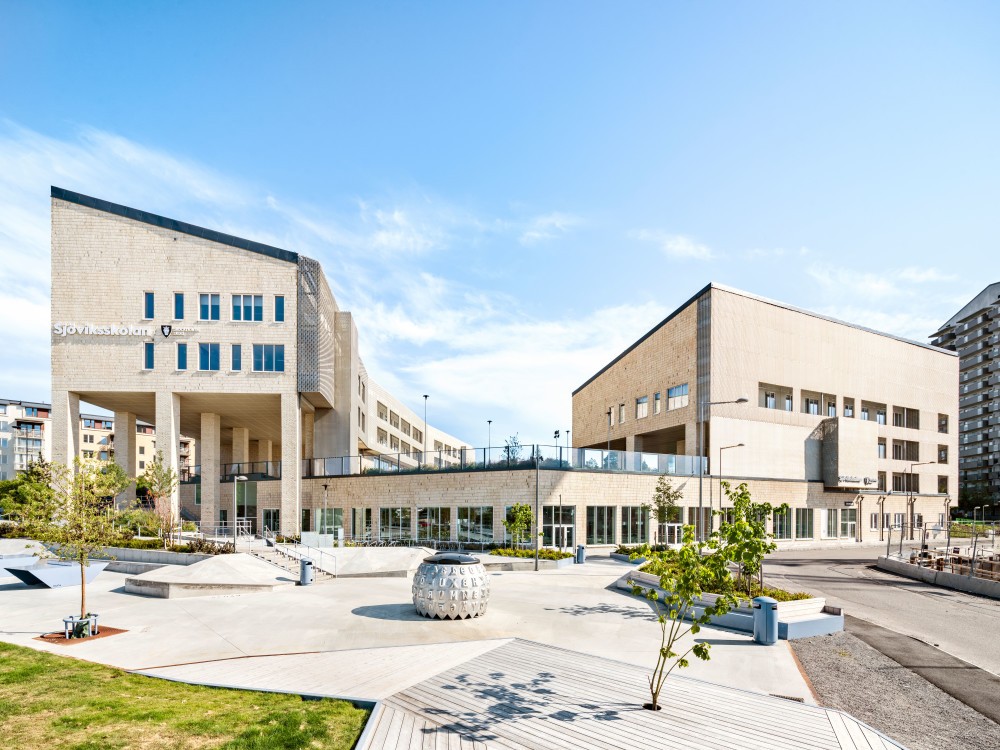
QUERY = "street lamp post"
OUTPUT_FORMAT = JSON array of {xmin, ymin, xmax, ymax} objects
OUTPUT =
[
  {"xmin": 534, "ymin": 446, "xmax": 541, "ymax": 572},
  {"xmin": 908, "ymin": 461, "xmax": 933, "ymax": 541},
  {"xmin": 606, "ymin": 408, "xmax": 612, "ymax": 465},
  {"xmin": 422, "ymin": 395, "xmax": 429, "ymax": 463},
  {"xmin": 719, "ymin": 443, "xmax": 745, "ymax": 519},
  {"xmin": 697, "ymin": 397, "xmax": 749, "ymax": 541},
  {"xmin": 322, "ymin": 483, "xmax": 329, "ymax": 539},
  {"xmin": 554, "ymin": 430, "xmax": 560, "ymax": 467},
  {"xmin": 233, "ymin": 474, "xmax": 248, "ymax": 547},
  {"xmin": 487, "ymin": 419, "xmax": 492, "ymax": 467}
]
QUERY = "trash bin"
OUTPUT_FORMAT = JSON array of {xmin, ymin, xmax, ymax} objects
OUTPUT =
[
  {"xmin": 299, "ymin": 557, "xmax": 315, "ymax": 586},
  {"xmin": 576, "ymin": 545, "xmax": 586, "ymax": 564},
  {"xmin": 752, "ymin": 596, "xmax": 778, "ymax": 645}
]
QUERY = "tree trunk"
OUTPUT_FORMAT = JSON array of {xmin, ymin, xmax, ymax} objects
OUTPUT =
[{"xmin": 79, "ymin": 555, "xmax": 87, "ymax": 619}]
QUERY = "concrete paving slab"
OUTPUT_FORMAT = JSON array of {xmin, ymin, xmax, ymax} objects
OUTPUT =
[{"xmin": 123, "ymin": 553, "xmax": 296, "ymax": 597}]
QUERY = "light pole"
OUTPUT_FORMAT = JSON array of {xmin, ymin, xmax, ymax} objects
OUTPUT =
[
  {"xmin": 422, "ymin": 395, "xmax": 429, "ymax": 462},
  {"xmin": 908, "ymin": 461, "xmax": 933, "ymax": 541},
  {"xmin": 233, "ymin": 474, "xmax": 248, "ymax": 547},
  {"xmin": 606, "ymin": 407, "xmax": 612, "ymax": 465},
  {"xmin": 487, "ymin": 419, "xmax": 492, "ymax": 466},
  {"xmin": 973, "ymin": 505, "xmax": 981, "ymax": 529},
  {"xmin": 322, "ymin": 483, "xmax": 329, "ymax": 539},
  {"xmin": 534, "ymin": 446, "xmax": 541, "ymax": 572},
  {"xmin": 719, "ymin": 443, "xmax": 744, "ymax": 520},
  {"xmin": 697, "ymin": 397, "xmax": 749, "ymax": 541},
  {"xmin": 554, "ymin": 430, "xmax": 560, "ymax": 467}
]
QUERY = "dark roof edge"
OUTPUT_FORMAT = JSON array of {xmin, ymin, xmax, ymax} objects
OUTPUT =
[
  {"xmin": 572, "ymin": 283, "xmax": 712, "ymax": 396},
  {"xmin": 51, "ymin": 186, "xmax": 299, "ymax": 264}
]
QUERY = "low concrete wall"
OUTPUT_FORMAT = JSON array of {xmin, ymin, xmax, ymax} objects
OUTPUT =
[
  {"xmin": 97, "ymin": 547, "xmax": 213, "ymax": 566},
  {"xmin": 124, "ymin": 578, "xmax": 286, "ymax": 599},
  {"xmin": 877, "ymin": 555, "xmax": 1000, "ymax": 599},
  {"xmin": 106, "ymin": 561, "xmax": 167, "ymax": 575}
]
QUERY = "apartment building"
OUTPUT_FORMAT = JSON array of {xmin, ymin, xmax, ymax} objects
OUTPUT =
[
  {"xmin": 50, "ymin": 187, "xmax": 467, "ymax": 535},
  {"xmin": 572, "ymin": 283, "xmax": 959, "ymax": 543},
  {"xmin": 931, "ymin": 283, "xmax": 1000, "ymax": 505}
]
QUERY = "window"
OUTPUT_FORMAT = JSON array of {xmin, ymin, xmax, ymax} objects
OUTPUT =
[
  {"xmin": 764, "ymin": 391, "xmax": 776, "ymax": 409},
  {"xmin": 232, "ymin": 294, "xmax": 263, "ymax": 322},
  {"xmin": 773, "ymin": 509, "xmax": 791, "ymax": 539},
  {"xmin": 198, "ymin": 343, "xmax": 220, "ymax": 371},
  {"xmin": 844, "ymin": 399, "xmax": 854, "ymax": 418},
  {"xmin": 618, "ymin": 403, "xmax": 625, "ymax": 424},
  {"xmin": 252, "ymin": 344, "xmax": 285, "ymax": 372},
  {"xmin": 878, "ymin": 471, "xmax": 886, "ymax": 491},
  {"xmin": 938, "ymin": 475, "xmax": 948, "ymax": 494},
  {"xmin": 400, "ymin": 419, "xmax": 411, "ymax": 436},
  {"xmin": 542, "ymin": 506, "xmax": 575, "ymax": 547},
  {"xmin": 416, "ymin": 506, "xmax": 451, "ymax": 542},
  {"xmin": 318, "ymin": 507, "xmax": 343, "ymax": 535},
  {"xmin": 138, "ymin": 460, "xmax": 145, "ymax": 470},
  {"xmin": 379, "ymin": 508, "xmax": 412, "ymax": 540},
  {"xmin": 892, "ymin": 440, "xmax": 919, "ymax": 462},
  {"xmin": 83, "ymin": 419, "xmax": 94, "ymax": 428},
  {"xmin": 143, "ymin": 291, "xmax": 154, "ymax": 319},
  {"xmin": 893, "ymin": 513, "xmax": 904, "ymax": 529},
  {"xmin": 784, "ymin": 395, "xmax": 793, "ymax": 411},
  {"xmin": 804, "ymin": 398, "xmax": 819, "ymax": 415},
  {"xmin": 795, "ymin": 508, "xmax": 814, "ymax": 539},
  {"xmin": 232, "ymin": 344, "xmax": 242, "ymax": 371},
  {"xmin": 377, "ymin": 403, "xmax": 388, "ymax": 421},
  {"xmin": 636, "ymin": 396, "xmax": 648, "ymax": 419},
  {"xmin": 174, "ymin": 292, "xmax": 184, "ymax": 320},
  {"xmin": 938, "ymin": 445, "xmax": 948, "ymax": 464},
  {"xmin": 870, "ymin": 512, "xmax": 880, "ymax": 531},
  {"xmin": 653, "ymin": 393, "xmax": 661, "ymax": 414},
  {"xmin": 876, "ymin": 409, "xmax": 886, "ymax": 425},
  {"xmin": 667, "ymin": 384, "xmax": 689, "ymax": 410},
  {"xmin": 390, "ymin": 411, "xmax": 400, "ymax": 429},
  {"xmin": 586, "ymin": 506, "xmax": 616, "ymax": 545},
  {"xmin": 412, "ymin": 428, "xmax": 422, "ymax": 444},
  {"xmin": 840, "ymin": 508, "xmax": 857, "ymax": 538},
  {"xmin": 892, "ymin": 473, "xmax": 919, "ymax": 493},
  {"xmin": 377, "ymin": 428, "xmax": 388, "ymax": 447},
  {"xmin": 199, "ymin": 293, "xmax": 220, "ymax": 321},
  {"xmin": 620, "ymin": 506, "xmax": 646, "ymax": 545},
  {"xmin": 98, "ymin": 451, "xmax": 108, "ymax": 460},
  {"xmin": 938, "ymin": 414, "xmax": 949, "ymax": 434},
  {"xmin": 275, "ymin": 295, "xmax": 285, "ymax": 322},
  {"xmin": 827, "ymin": 401, "xmax": 836, "ymax": 417},
  {"xmin": 144, "ymin": 342, "xmax": 154, "ymax": 370},
  {"xmin": 861, "ymin": 407, "xmax": 869, "ymax": 421},
  {"xmin": 176, "ymin": 343, "xmax": 187, "ymax": 371},
  {"xmin": 826, "ymin": 509, "xmax": 839, "ymax": 537},
  {"xmin": 877, "ymin": 439, "xmax": 886, "ymax": 459},
  {"xmin": 139, "ymin": 446, "xmax": 145, "ymax": 455},
  {"xmin": 83, "ymin": 434, "xmax": 94, "ymax": 444}
]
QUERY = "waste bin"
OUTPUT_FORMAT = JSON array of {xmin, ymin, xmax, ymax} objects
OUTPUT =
[
  {"xmin": 299, "ymin": 557, "xmax": 315, "ymax": 586},
  {"xmin": 576, "ymin": 545, "xmax": 586, "ymax": 564},
  {"xmin": 752, "ymin": 596, "xmax": 778, "ymax": 645}
]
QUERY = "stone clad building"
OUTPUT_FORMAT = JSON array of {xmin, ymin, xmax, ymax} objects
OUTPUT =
[
  {"xmin": 572, "ymin": 283, "xmax": 959, "ymax": 542},
  {"xmin": 50, "ymin": 188, "xmax": 468, "ymax": 535}
]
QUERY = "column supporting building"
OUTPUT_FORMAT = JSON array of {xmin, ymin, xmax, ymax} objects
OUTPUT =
[
  {"xmin": 154, "ymin": 391, "xmax": 181, "ymax": 521},
  {"xmin": 114, "ymin": 410, "xmax": 137, "ymax": 507},
  {"xmin": 280, "ymin": 392, "xmax": 301, "ymax": 535},
  {"xmin": 200, "ymin": 412, "xmax": 221, "ymax": 531}
]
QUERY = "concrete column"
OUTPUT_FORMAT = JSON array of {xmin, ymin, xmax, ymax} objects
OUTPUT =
[
  {"xmin": 154, "ymin": 391, "xmax": 181, "ymax": 522},
  {"xmin": 113, "ymin": 411, "xmax": 137, "ymax": 507},
  {"xmin": 251, "ymin": 439, "xmax": 273, "ymax": 463},
  {"xmin": 201, "ymin": 412, "xmax": 221, "ymax": 530},
  {"xmin": 302, "ymin": 409, "xmax": 315, "ymax": 460},
  {"xmin": 280, "ymin": 392, "xmax": 301, "ymax": 535},
  {"xmin": 51, "ymin": 390, "xmax": 80, "ymax": 468},
  {"xmin": 232, "ymin": 427, "xmax": 250, "ymax": 466}
]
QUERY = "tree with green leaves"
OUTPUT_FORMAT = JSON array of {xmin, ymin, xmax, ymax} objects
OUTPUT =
[
  {"xmin": 712, "ymin": 480, "xmax": 788, "ymax": 597},
  {"xmin": 135, "ymin": 450, "xmax": 179, "ymax": 549},
  {"xmin": 651, "ymin": 475, "xmax": 683, "ymax": 525},
  {"xmin": 629, "ymin": 524, "xmax": 736, "ymax": 711},
  {"xmin": 21, "ymin": 459, "xmax": 131, "ymax": 621},
  {"xmin": 0, "ymin": 459, "xmax": 54, "ymax": 522},
  {"xmin": 501, "ymin": 434, "xmax": 523, "ymax": 464},
  {"xmin": 502, "ymin": 502, "xmax": 533, "ymax": 547}
]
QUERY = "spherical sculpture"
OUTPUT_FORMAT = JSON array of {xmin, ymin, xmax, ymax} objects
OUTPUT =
[{"xmin": 412, "ymin": 553, "xmax": 490, "ymax": 620}]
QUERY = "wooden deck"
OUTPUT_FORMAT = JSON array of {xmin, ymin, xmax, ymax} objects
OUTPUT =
[{"xmin": 358, "ymin": 639, "xmax": 906, "ymax": 750}]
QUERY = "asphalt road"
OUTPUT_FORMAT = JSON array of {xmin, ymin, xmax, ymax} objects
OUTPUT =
[{"xmin": 765, "ymin": 544, "xmax": 1000, "ymax": 677}]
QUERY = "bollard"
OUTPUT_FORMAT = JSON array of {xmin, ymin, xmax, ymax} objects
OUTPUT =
[
  {"xmin": 299, "ymin": 557, "xmax": 315, "ymax": 586},
  {"xmin": 576, "ymin": 545, "xmax": 586, "ymax": 564},
  {"xmin": 752, "ymin": 596, "xmax": 779, "ymax": 645}
]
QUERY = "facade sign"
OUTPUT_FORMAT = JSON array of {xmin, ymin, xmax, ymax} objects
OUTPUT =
[
  {"xmin": 838, "ymin": 475, "xmax": 878, "ymax": 486},
  {"xmin": 53, "ymin": 323, "xmax": 152, "ymax": 337}
]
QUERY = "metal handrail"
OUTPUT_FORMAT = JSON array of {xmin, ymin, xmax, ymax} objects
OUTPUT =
[{"xmin": 262, "ymin": 528, "xmax": 337, "ymax": 578}]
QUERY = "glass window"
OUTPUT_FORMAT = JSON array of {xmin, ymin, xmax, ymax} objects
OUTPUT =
[
  {"xmin": 938, "ymin": 414, "xmax": 949, "ymax": 434},
  {"xmin": 827, "ymin": 401, "xmax": 836, "ymax": 418},
  {"xmin": 827, "ymin": 509, "xmax": 839, "ymax": 537},
  {"xmin": 542, "ymin": 506, "xmax": 575, "ymax": 548},
  {"xmin": 275, "ymin": 295, "xmax": 285, "ymax": 322},
  {"xmin": 143, "ymin": 342, "xmax": 154, "ymax": 370},
  {"xmin": 586, "ymin": 506, "xmax": 615, "ymax": 545},
  {"xmin": 252, "ymin": 344, "xmax": 285, "ymax": 372},
  {"xmin": 938, "ymin": 475, "xmax": 948, "ymax": 494},
  {"xmin": 773, "ymin": 509, "xmax": 791, "ymax": 539},
  {"xmin": 232, "ymin": 294, "xmax": 264, "ymax": 322},
  {"xmin": 144, "ymin": 291, "xmax": 154, "ymax": 319},
  {"xmin": 877, "ymin": 439, "xmax": 886, "ymax": 459},
  {"xmin": 667, "ymin": 384, "xmax": 689, "ymax": 410},
  {"xmin": 861, "ymin": 407, "xmax": 869, "ymax": 421},
  {"xmin": 938, "ymin": 445, "xmax": 948, "ymax": 464},
  {"xmin": 876, "ymin": 409, "xmax": 886, "ymax": 425},
  {"xmin": 352, "ymin": 507, "xmax": 373, "ymax": 538},
  {"xmin": 805, "ymin": 398, "xmax": 819, "ymax": 415},
  {"xmin": 379, "ymin": 507, "xmax": 412, "ymax": 540},
  {"xmin": 231, "ymin": 344, "xmax": 242, "ymax": 371},
  {"xmin": 176, "ymin": 343, "xmax": 187, "ymax": 371},
  {"xmin": 198, "ymin": 343, "xmax": 220, "ymax": 371},
  {"xmin": 870, "ymin": 512, "xmax": 879, "ymax": 531},
  {"xmin": 844, "ymin": 400, "xmax": 854, "ymax": 418},
  {"xmin": 200, "ymin": 293, "xmax": 220, "ymax": 321},
  {"xmin": 840, "ymin": 509, "xmax": 857, "ymax": 538},
  {"xmin": 784, "ymin": 395, "xmax": 793, "ymax": 412},
  {"xmin": 621, "ymin": 506, "xmax": 647, "ymax": 545},
  {"xmin": 457, "ymin": 506, "xmax": 493, "ymax": 544},
  {"xmin": 653, "ymin": 392, "xmax": 661, "ymax": 414},
  {"xmin": 636, "ymin": 396, "xmax": 648, "ymax": 419},
  {"xmin": 417, "ymin": 506, "xmax": 451, "ymax": 542},
  {"xmin": 174, "ymin": 292, "xmax": 184, "ymax": 320},
  {"xmin": 795, "ymin": 508, "xmax": 814, "ymax": 539},
  {"xmin": 318, "ymin": 507, "xmax": 343, "ymax": 535},
  {"xmin": 764, "ymin": 391, "xmax": 776, "ymax": 409},
  {"xmin": 618, "ymin": 404, "xmax": 625, "ymax": 423}
]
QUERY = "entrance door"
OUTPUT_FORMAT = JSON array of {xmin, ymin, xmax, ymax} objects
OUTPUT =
[
  {"xmin": 658, "ymin": 523, "xmax": 683, "ymax": 546},
  {"xmin": 263, "ymin": 509, "xmax": 280, "ymax": 534},
  {"xmin": 553, "ymin": 524, "xmax": 574, "ymax": 550}
]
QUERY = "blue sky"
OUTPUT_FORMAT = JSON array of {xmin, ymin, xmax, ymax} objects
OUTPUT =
[{"xmin": 1, "ymin": 2, "xmax": 997, "ymax": 446}]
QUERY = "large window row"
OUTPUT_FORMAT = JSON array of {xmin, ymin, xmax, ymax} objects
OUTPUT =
[
  {"xmin": 621, "ymin": 382, "xmax": 689, "ymax": 424},
  {"xmin": 143, "ymin": 292, "xmax": 285, "ymax": 323},
  {"xmin": 144, "ymin": 342, "xmax": 284, "ymax": 372}
]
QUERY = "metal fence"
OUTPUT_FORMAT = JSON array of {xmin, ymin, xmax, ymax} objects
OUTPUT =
[{"xmin": 885, "ymin": 522, "xmax": 1000, "ymax": 582}]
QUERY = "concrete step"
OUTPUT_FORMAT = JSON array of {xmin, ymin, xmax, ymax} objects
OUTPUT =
[{"xmin": 249, "ymin": 549, "xmax": 335, "ymax": 582}]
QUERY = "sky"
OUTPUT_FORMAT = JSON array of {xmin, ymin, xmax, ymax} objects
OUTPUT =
[{"xmin": 0, "ymin": 2, "xmax": 998, "ymax": 447}]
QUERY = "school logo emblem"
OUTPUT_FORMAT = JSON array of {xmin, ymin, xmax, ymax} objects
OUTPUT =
[{"xmin": 161, "ymin": 325, "xmax": 172, "ymax": 337}]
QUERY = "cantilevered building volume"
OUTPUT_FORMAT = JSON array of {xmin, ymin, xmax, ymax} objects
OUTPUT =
[
  {"xmin": 50, "ymin": 188, "xmax": 469, "ymax": 536},
  {"xmin": 931, "ymin": 283, "xmax": 1000, "ymax": 505}
]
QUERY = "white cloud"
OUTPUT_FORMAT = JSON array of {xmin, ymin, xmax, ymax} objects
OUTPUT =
[
  {"xmin": 898, "ymin": 266, "xmax": 958, "ymax": 283},
  {"xmin": 630, "ymin": 230, "xmax": 714, "ymax": 260},
  {"xmin": 518, "ymin": 212, "xmax": 582, "ymax": 245},
  {"xmin": 806, "ymin": 263, "xmax": 901, "ymax": 297}
]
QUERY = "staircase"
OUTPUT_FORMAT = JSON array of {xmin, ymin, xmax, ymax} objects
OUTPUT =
[{"xmin": 250, "ymin": 545, "xmax": 336, "ymax": 583}]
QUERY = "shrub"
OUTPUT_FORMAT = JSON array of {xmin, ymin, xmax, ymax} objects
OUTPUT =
[{"xmin": 489, "ymin": 547, "xmax": 573, "ymax": 560}]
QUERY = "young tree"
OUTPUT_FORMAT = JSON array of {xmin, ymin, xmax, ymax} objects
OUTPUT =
[
  {"xmin": 629, "ymin": 525, "xmax": 736, "ymax": 711},
  {"xmin": 651, "ymin": 475, "xmax": 683, "ymax": 525},
  {"xmin": 501, "ymin": 434, "xmax": 523, "ymax": 464},
  {"xmin": 712, "ymin": 480, "xmax": 788, "ymax": 597},
  {"xmin": 136, "ymin": 450, "xmax": 179, "ymax": 549},
  {"xmin": 502, "ymin": 502, "xmax": 533, "ymax": 547},
  {"xmin": 0, "ymin": 459, "xmax": 54, "ymax": 522},
  {"xmin": 21, "ymin": 459, "xmax": 131, "ymax": 621}
]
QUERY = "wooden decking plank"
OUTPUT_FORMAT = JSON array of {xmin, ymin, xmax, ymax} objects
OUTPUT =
[
  {"xmin": 385, "ymin": 705, "xmax": 406, "ymax": 749},
  {"xmin": 825, "ymin": 711, "xmax": 858, "ymax": 750}
]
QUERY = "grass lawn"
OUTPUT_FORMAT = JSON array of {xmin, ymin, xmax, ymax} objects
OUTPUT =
[{"xmin": 0, "ymin": 642, "xmax": 369, "ymax": 750}]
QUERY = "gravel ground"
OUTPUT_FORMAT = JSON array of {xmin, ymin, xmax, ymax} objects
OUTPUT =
[{"xmin": 791, "ymin": 631, "xmax": 1000, "ymax": 750}]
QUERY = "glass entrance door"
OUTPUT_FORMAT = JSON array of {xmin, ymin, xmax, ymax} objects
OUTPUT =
[
  {"xmin": 263, "ymin": 509, "xmax": 280, "ymax": 534},
  {"xmin": 552, "ymin": 524, "xmax": 574, "ymax": 550}
]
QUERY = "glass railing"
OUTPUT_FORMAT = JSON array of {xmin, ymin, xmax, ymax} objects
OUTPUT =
[
  {"xmin": 303, "ymin": 445, "xmax": 706, "ymax": 479},
  {"xmin": 221, "ymin": 461, "xmax": 281, "ymax": 482}
]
